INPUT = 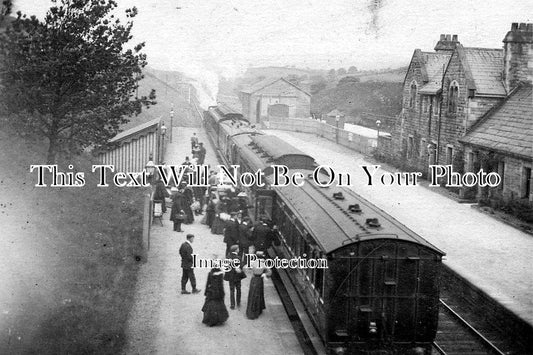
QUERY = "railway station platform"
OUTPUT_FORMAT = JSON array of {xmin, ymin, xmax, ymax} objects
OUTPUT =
[
  {"xmin": 122, "ymin": 127, "xmax": 303, "ymax": 355},
  {"xmin": 267, "ymin": 129, "xmax": 533, "ymax": 328}
]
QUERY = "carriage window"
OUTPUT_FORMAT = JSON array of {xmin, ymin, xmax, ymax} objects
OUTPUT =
[
  {"xmin": 314, "ymin": 251, "xmax": 325, "ymax": 299},
  {"xmin": 307, "ymin": 247, "xmax": 316, "ymax": 282},
  {"xmin": 287, "ymin": 223, "xmax": 295, "ymax": 255},
  {"xmin": 256, "ymin": 195, "xmax": 273, "ymax": 220},
  {"xmin": 293, "ymin": 227, "xmax": 301, "ymax": 257},
  {"xmin": 278, "ymin": 211, "xmax": 288, "ymax": 244}
]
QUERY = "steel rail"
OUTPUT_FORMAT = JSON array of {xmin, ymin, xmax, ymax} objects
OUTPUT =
[{"xmin": 437, "ymin": 299, "xmax": 506, "ymax": 355}]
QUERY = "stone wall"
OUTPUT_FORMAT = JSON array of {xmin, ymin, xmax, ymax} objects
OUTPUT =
[
  {"xmin": 266, "ymin": 117, "xmax": 375, "ymax": 155},
  {"xmin": 463, "ymin": 146, "xmax": 533, "ymax": 205}
]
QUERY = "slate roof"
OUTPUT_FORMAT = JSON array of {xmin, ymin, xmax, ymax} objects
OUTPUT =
[
  {"xmin": 326, "ymin": 109, "xmax": 344, "ymax": 117},
  {"xmin": 240, "ymin": 77, "xmax": 310, "ymax": 96},
  {"xmin": 461, "ymin": 84, "xmax": 533, "ymax": 160},
  {"xmin": 461, "ymin": 47, "xmax": 506, "ymax": 96},
  {"xmin": 110, "ymin": 117, "xmax": 161, "ymax": 143},
  {"xmin": 240, "ymin": 77, "xmax": 279, "ymax": 94},
  {"xmin": 419, "ymin": 52, "xmax": 451, "ymax": 94},
  {"xmin": 413, "ymin": 51, "xmax": 451, "ymax": 94}
]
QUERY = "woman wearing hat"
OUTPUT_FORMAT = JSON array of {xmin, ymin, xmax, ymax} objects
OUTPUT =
[
  {"xmin": 170, "ymin": 190, "xmax": 186, "ymax": 232},
  {"xmin": 201, "ymin": 266, "xmax": 229, "ymax": 327},
  {"xmin": 245, "ymin": 251, "xmax": 272, "ymax": 320}
]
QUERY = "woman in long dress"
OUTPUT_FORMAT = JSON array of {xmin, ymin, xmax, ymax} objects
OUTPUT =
[
  {"xmin": 205, "ymin": 195, "xmax": 217, "ymax": 228},
  {"xmin": 246, "ymin": 251, "xmax": 272, "ymax": 320},
  {"xmin": 202, "ymin": 268, "xmax": 229, "ymax": 326},
  {"xmin": 210, "ymin": 198, "xmax": 226, "ymax": 235},
  {"xmin": 169, "ymin": 191, "xmax": 185, "ymax": 232}
]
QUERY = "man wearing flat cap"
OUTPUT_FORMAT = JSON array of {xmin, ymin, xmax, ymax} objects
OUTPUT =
[
  {"xmin": 223, "ymin": 212, "xmax": 240, "ymax": 255},
  {"xmin": 224, "ymin": 245, "xmax": 245, "ymax": 309},
  {"xmin": 179, "ymin": 234, "xmax": 201, "ymax": 294}
]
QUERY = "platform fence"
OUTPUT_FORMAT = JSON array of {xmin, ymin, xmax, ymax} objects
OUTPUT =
[{"xmin": 265, "ymin": 117, "xmax": 376, "ymax": 155}]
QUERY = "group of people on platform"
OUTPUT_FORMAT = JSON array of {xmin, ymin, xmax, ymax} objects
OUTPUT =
[
  {"xmin": 190, "ymin": 132, "xmax": 206, "ymax": 165},
  {"xmin": 179, "ymin": 230, "xmax": 276, "ymax": 327},
  {"xmin": 154, "ymin": 132, "xmax": 281, "ymax": 327},
  {"xmin": 175, "ymin": 185, "xmax": 280, "ymax": 327}
]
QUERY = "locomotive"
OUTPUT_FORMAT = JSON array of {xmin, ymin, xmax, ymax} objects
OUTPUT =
[{"xmin": 204, "ymin": 105, "xmax": 445, "ymax": 355}]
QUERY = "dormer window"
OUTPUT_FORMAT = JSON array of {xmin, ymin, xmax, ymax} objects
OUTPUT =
[
  {"xmin": 409, "ymin": 81, "xmax": 417, "ymax": 108},
  {"xmin": 422, "ymin": 96, "xmax": 429, "ymax": 113},
  {"xmin": 448, "ymin": 81, "xmax": 459, "ymax": 114}
]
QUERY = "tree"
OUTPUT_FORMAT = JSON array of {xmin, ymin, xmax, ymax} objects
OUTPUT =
[
  {"xmin": 327, "ymin": 69, "xmax": 336, "ymax": 82},
  {"xmin": 286, "ymin": 74, "xmax": 301, "ymax": 86},
  {"xmin": 337, "ymin": 76, "xmax": 360, "ymax": 86},
  {"xmin": 0, "ymin": 0, "xmax": 13, "ymax": 26},
  {"xmin": 348, "ymin": 66, "xmax": 358, "ymax": 74},
  {"xmin": 337, "ymin": 67, "xmax": 347, "ymax": 76},
  {"xmin": 0, "ymin": 0, "xmax": 155, "ymax": 163},
  {"xmin": 310, "ymin": 80, "xmax": 326, "ymax": 95}
]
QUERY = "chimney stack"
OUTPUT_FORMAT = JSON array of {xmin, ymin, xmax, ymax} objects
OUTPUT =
[
  {"xmin": 503, "ymin": 22, "xmax": 533, "ymax": 91},
  {"xmin": 434, "ymin": 33, "xmax": 460, "ymax": 52}
]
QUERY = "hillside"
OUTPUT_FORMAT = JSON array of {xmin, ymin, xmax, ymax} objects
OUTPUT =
[
  {"xmin": 243, "ymin": 66, "xmax": 324, "ymax": 80},
  {"xmin": 0, "ymin": 118, "xmax": 145, "ymax": 353},
  {"xmin": 123, "ymin": 67, "xmax": 201, "ymax": 130},
  {"xmin": 311, "ymin": 81, "xmax": 403, "ymax": 131},
  {"xmin": 350, "ymin": 66, "xmax": 407, "ymax": 83}
]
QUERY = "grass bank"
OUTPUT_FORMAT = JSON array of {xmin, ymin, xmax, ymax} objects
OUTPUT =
[{"xmin": 0, "ymin": 118, "xmax": 146, "ymax": 354}]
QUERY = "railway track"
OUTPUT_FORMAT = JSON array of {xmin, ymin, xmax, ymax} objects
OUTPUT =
[{"xmin": 433, "ymin": 299, "xmax": 509, "ymax": 355}]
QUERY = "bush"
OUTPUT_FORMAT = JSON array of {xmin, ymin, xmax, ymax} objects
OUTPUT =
[{"xmin": 508, "ymin": 200, "xmax": 533, "ymax": 223}]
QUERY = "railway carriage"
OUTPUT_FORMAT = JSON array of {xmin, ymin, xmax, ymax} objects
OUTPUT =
[
  {"xmin": 266, "ymin": 181, "xmax": 444, "ymax": 354},
  {"xmin": 204, "ymin": 106, "xmax": 445, "ymax": 354},
  {"xmin": 204, "ymin": 103, "xmax": 258, "ymax": 162}
]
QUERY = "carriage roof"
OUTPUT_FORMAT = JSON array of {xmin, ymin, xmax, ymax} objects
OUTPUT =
[
  {"xmin": 273, "ymin": 177, "xmax": 445, "ymax": 255},
  {"xmin": 251, "ymin": 135, "xmax": 315, "ymax": 161},
  {"xmin": 207, "ymin": 105, "xmax": 247, "ymax": 124}
]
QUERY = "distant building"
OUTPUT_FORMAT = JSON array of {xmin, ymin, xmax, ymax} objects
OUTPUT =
[
  {"xmin": 239, "ymin": 77, "xmax": 311, "ymax": 124},
  {"xmin": 388, "ymin": 23, "xmax": 532, "ymax": 204},
  {"xmin": 325, "ymin": 109, "xmax": 346, "ymax": 129}
]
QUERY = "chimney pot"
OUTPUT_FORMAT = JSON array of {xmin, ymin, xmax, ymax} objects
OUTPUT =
[
  {"xmin": 445, "ymin": 34, "xmax": 451, "ymax": 41},
  {"xmin": 452, "ymin": 34, "xmax": 458, "ymax": 42},
  {"xmin": 512, "ymin": 22, "xmax": 518, "ymax": 30},
  {"xmin": 440, "ymin": 34, "xmax": 445, "ymax": 40},
  {"xmin": 519, "ymin": 23, "xmax": 527, "ymax": 31}
]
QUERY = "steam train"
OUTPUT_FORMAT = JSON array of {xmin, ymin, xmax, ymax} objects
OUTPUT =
[{"xmin": 204, "ymin": 104, "xmax": 445, "ymax": 355}]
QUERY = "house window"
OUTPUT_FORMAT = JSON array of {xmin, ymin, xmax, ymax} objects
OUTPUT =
[
  {"xmin": 448, "ymin": 81, "xmax": 459, "ymax": 114},
  {"xmin": 523, "ymin": 167, "xmax": 532, "ymax": 198},
  {"xmin": 420, "ymin": 139, "xmax": 426, "ymax": 158},
  {"xmin": 409, "ymin": 81, "xmax": 417, "ymax": 108},
  {"xmin": 433, "ymin": 96, "xmax": 440, "ymax": 115},
  {"xmin": 446, "ymin": 145, "xmax": 453, "ymax": 165},
  {"xmin": 467, "ymin": 152, "xmax": 474, "ymax": 171},
  {"xmin": 408, "ymin": 136, "xmax": 414, "ymax": 158},
  {"xmin": 422, "ymin": 96, "xmax": 429, "ymax": 113},
  {"xmin": 498, "ymin": 161, "xmax": 505, "ymax": 190}
]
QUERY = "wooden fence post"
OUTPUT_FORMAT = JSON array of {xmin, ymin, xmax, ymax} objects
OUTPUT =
[{"xmin": 142, "ymin": 193, "xmax": 152, "ymax": 259}]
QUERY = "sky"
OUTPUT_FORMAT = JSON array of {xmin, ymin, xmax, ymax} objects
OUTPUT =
[{"xmin": 13, "ymin": 0, "xmax": 533, "ymax": 104}]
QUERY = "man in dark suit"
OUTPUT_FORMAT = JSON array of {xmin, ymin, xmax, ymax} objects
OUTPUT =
[
  {"xmin": 224, "ymin": 245, "xmax": 244, "ymax": 309},
  {"xmin": 223, "ymin": 212, "xmax": 240, "ymax": 255},
  {"xmin": 238, "ymin": 216, "xmax": 252, "ymax": 265},
  {"xmin": 179, "ymin": 234, "xmax": 201, "ymax": 294},
  {"xmin": 252, "ymin": 218, "xmax": 271, "ymax": 253},
  {"xmin": 197, "ymin": 142, "xmax": 206, "ymax": 165}
]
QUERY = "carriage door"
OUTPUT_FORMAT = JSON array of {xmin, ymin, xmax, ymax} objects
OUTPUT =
[
  {"xmin": 231, "ymin": 143, "xmax": 238, "ymax": 164},
  {"xmin": 254, "ymin": 189, "xmax": 275, "ymax": 221}
]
